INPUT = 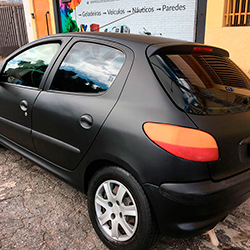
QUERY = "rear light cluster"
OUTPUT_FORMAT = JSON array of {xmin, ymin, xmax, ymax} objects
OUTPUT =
[
  {"xmin": 143, "ymin": 123, "xmax": 219, "ymax": 162},
  {"xmin": 192, "ymin": 46, "xmax": 213, "ymax": 54}
]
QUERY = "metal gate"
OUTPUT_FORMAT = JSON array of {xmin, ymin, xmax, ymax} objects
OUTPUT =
[{"xmin": 0, "ymin": 3, "xmax": 28, "ymax": 57}]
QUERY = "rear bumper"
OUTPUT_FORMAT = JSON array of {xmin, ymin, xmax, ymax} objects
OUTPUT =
[{"xmin": 143, "ymin": 170, "xmax": 250, "ymax": 238}]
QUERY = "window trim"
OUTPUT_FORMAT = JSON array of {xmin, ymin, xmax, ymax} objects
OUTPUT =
[
  {"xmin": 0, "ymin": 43, "xmax": 61, "ymax": 89},
  {"xmin": 47, "ymin": 40, "xmax": 126, "ymax": 96},
  {"xmin": 150, "ymin": 53, "xmax": 250, "ymax": 115},
  {"xmin": 0, "ymin": 40, "xmax": 63, "ymax": 72},
  {"xmin": 0, "ymin": 37, "xmax": 71, "ymax": 90}
]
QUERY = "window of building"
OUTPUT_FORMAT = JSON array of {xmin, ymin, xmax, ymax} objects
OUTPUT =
[
  {"xmin": 50, "ymin": 42, "xmax": 125, "ymax": 94},
  {"xmin": 224, "ymin": 0, "xmax": 250, "ymax": 26},
  {"xmin": 0, "ymin": 43, "xmax": 60, "ymax": 88}
]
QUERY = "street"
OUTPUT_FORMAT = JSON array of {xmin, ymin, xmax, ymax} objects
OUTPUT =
[{"xmin": 0, "ymin": 147, "xmax": 250, "ymax": 250}]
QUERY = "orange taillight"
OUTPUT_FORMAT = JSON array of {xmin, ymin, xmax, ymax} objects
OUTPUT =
[{"xmin": 143, "ymin": 123, "xmax": 219, "ymax": 162}]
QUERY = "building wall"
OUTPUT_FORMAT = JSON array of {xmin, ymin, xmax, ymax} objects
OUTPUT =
[
  {"xmin": 32, "ymin": 0, "xmax": 52, "ymax": 38},
  {"xmin": 23, "ymin": 0, "xmax": 35, "ymax": 41},
  {"xmin": 205, "ymin": 0, "xmax": 250, "ymax": 76},
  {"xmin": 22, "ymin": 0, "xmax": 56, "ymax": 42},
  {"xmin": 59, "ymin": 0, "xmax": 198, "ymax": 42}
]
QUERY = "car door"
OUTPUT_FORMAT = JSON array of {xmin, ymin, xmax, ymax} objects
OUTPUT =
[
  {"xmin": 0, "ymin": 41, "xmax": 64, "ymax": 151},
  {"xmin": 32, "ymin": 38, "xmax": 133, "ymax": 170}
]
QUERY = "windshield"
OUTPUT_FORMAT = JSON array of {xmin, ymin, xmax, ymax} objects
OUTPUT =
[{"xmin": 150, "ymin": 53, "xmax": 250, "ymax": 115}]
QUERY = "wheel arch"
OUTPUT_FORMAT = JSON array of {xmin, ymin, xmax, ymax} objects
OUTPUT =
[{"xmin": 83, "ymin": 157, "xmax": 141, "ymax": 194}]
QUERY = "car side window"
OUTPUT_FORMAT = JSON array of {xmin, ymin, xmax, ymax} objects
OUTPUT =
[
  {"xmin": 0, "ymin": 43, "xmax": 60, "ymax": 88},
  {"xmin": 50, "ymin": 42, "xmax": 125, "ymax": 94}
]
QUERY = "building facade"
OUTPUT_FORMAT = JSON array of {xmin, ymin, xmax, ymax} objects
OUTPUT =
[
  {"xmin": 20, "ymin": 0, "xmax": 250, "ymax": 78},
  {"xmin": 22, "ymin": 0, "xmax": 56, "ymax": 41},
  {"xmin": 23, "ymin": 0, "xmax": 207, "ymax": 43},
  {"xmin": 205, "ymin": 0, "xmax": 250, "ymax": 76},
  {"xmin": 57, "ymin": 0, "xmax": 199, "ymax": 42}
]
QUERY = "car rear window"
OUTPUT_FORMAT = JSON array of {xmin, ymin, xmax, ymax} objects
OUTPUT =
[{"xmin": 150, "ymin": 53, "xmax": 250, "ymax": 115}]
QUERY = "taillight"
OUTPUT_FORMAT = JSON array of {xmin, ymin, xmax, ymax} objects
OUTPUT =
[
  {"xmin": 143, "ymin": 123, "xmax": 219, "ymax": 162},
  {"xmin": 192, "ymin": 46, "xmax": 213, "ymax": 54}
]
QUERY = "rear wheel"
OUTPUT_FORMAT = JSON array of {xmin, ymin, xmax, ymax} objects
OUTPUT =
[{"xmin": 87, "ymin": 166, "xmax": 158, "ymax": 250}]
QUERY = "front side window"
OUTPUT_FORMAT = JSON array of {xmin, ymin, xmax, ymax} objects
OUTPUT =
[
  {"xmin": 151, "ymin": 53, "xmax": 250, "ymax": 115},
  {"xmin": 0, "ymin": 43, "xmax": 60, "ymax": 88},
  {"xmin": 50, "ymin": 42, "xmax": 125, "ymax": 94}
]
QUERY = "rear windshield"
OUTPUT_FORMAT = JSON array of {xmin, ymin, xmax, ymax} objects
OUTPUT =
[{"xmin": 150, "ymin": 53, "xmax": 250, "ymax": 115}]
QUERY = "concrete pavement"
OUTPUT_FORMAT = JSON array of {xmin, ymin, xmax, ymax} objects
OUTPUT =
[{"xmin": 0, "ymin": 147, "xmax": 250, "ymax": 250}]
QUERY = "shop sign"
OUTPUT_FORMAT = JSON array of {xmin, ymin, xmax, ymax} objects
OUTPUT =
[{"xmin": 60, "ymin": 0, "xmax": 197, "ymax": 41}]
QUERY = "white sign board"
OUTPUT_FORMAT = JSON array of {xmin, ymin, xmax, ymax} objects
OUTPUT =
[{"xmin": 72, "ymin": 0, "xmax": 198, "ymax": 42}]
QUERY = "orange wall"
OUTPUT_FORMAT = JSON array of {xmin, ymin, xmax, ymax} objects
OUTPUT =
[
  {"xmin": 32, "ymin": 0, "xmax": 53, "ymax": 38},
  {"xmin": 205, "ymin": 0, "xmax": 250, "ymax": 77}
]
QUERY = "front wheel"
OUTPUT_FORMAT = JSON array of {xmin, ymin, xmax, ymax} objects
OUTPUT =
[{"xmin": 87, "ymin": 166, "xmax": 158, "ymax": 250}]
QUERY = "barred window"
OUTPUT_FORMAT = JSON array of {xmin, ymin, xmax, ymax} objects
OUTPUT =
[{"xmin": 224, "ymin": 0, "xmax": 250, "ymax": 26}]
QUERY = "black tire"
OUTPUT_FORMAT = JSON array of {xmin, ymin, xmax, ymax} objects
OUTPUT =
[{"xmin": 87, "ymin": 166, "xmax": 158, "ymax": 250}]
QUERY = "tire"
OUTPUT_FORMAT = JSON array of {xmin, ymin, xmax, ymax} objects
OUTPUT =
[{"xmin": 87, "ymin": 166, "xmax": 158, "ymax": 250}]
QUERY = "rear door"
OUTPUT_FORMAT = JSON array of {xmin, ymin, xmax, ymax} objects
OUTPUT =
[
  {"xmin": 0, "ymin": 41, "xmax": 62, "ymax": 151},
  {"xmin": 32, "ymin": 38, "xmax": 133, "ymax": 170}
]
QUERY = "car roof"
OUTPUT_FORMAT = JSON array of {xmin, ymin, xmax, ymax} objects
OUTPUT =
[
  {"xmin": 47, "ymin": 32, "xmax": 191, "ymax": 45},
  {"xmin": 40, "ymin": 32, "xmax": 229, "ymax": 57}
]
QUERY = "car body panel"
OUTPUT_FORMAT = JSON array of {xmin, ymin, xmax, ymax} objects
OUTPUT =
[
  {"xmin": 0, "ymin": 37, "xmax": 71, "ymax": 151},
  {"xmin": 0, "ymin": 84, "xmax": 39, "ymax": 151},
  {"xmin": 144, "ymin": 167, "xmax": 250, "ymax": 237},
  {"xmin": 85, "ymin": 46, "xmax": 210, "ymax": 185},
  {"xmin": 32, "ymin": 37, "xmax": 134, "ymax": 170},
  {"xmin": 147, "ymin": 42, "xmax": 250, "ymax": 180},
  {"xmin": 189, "ymin": 112, "xmax": 250, "ymax": 180},
  {"xmin": 0, "ymin": 33, "xmax": 249, "ymax": 241}
]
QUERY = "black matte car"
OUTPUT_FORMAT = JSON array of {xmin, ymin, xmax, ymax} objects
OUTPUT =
[{"xmin": 0, "ymin": 32, "xmax": 250, "ymax": 250}]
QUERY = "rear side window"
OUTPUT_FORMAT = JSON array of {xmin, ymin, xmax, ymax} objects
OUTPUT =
[
  {"xmin": 151, "ymin": 53, "xmax": 250, "ymax": 115},
  {"xmin": 0, "ymin": 43, "xmax": 60, "ymax": 88},
  {"xmin": 50, "ymin": 42, "xmax": 125, "ymax": 94}
]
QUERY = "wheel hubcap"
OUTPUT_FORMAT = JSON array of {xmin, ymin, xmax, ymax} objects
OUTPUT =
[{"xmin": 94, "ymin": 180, "xmax": 138, "ymax": 241}]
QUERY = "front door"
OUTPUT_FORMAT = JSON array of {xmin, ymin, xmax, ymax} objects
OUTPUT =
[
  {"xmin": 32, "ymin": 39, "xmax": 133, "ymax": 170},
  {"xmin": 0, "ymin": 42, "xmax": 61, "ymax": 151}
]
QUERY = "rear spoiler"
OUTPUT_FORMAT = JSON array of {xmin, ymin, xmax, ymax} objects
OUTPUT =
[{"xmin": 147, "ymin": 44, "xmax": 229, "ymax": 57}]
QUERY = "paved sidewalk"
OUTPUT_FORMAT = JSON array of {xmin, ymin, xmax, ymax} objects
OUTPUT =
[{"xmin": 0, "ymin": 147, "xmax": 250, "ymax": 250}]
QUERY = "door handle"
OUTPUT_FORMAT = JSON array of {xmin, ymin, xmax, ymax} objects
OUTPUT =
[
  {"xmin": 20, "ymin": 100, "xmax": 28, "ymax": 112},
  {"xmin": 79, "ymin": 114, "xmax": 93, "ymax": 129}
]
